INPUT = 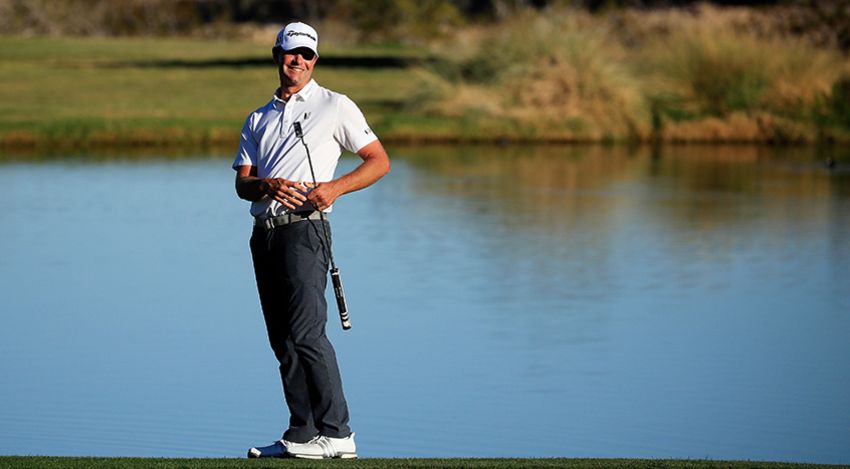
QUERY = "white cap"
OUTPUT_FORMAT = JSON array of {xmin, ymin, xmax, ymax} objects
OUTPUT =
[{"xmin": 274, "ymin": 22, "xmax": 319, "ymax": 56}]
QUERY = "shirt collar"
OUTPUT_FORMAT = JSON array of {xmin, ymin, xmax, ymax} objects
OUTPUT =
[
  {"xmin": 272, "ymin": 79, "xmax": 317, "ymax": 105},
  {"xmin": 294, "ymin": 79, "xmax": 317, "ymax": 101}
]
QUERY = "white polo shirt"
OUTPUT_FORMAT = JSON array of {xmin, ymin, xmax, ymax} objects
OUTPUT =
[{"xmin": 232, "ymin": 79, "xmax": 378, "ymax": 218}]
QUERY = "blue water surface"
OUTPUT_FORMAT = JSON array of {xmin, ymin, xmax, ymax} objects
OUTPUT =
[{"xmin": 0, "ymin": 145, "xmax": 848, "ymax": 463}]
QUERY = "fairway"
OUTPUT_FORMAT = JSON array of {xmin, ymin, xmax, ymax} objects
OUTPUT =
[{"xmin": 0, "ymin": 36, "xmax": 433, "ymax": 149}]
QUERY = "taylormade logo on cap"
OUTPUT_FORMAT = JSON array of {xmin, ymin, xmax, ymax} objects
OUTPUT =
[{"xmin": 274, "ymin": 22, "xmax": 319, "ymax": 56}]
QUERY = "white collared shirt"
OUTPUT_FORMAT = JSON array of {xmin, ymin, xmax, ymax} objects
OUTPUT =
[{"xmin": 232, "ymin": 79, "xmax": 378, "ymax": 218}]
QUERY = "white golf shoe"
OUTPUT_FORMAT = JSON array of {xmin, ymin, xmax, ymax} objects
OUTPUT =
[{"xmin": 283, "ymin": 433, "xmax": 357, "ymax": 459}]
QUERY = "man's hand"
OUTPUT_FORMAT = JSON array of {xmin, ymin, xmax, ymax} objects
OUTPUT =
[
  {"xmin": 235, "ymin": 166, "xmax": 307, "ymax": 210},
  {"xmin": 303, "ymin": 181, "xmax": 341, "ymax": 212},
  {"xmin": 236, "ymin": 138, "xmax": 389, "ymax": 212},
  {"xmin": 262, "ymin": 178, "xmax": 308, "ymax": 211},
  {"xmin": 297, "ymin": 140, "xmax": 390, "ymax": 211}
]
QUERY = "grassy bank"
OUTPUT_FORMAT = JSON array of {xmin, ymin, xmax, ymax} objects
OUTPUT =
[
  {"xmin": 0, "ymin": 35, "xmax": 426, "ymax": 151},
  {"xmin": 1, "ymin": 4, "xmax": 849, "ymax": 150},
  {"xmin": 0, "ymin": 457, "xmax": 846, "ymax": 469}
]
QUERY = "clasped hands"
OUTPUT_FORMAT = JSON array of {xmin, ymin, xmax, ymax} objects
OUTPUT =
[{"xmin": 261, "ymin": 178, "xmax": 338, "ymax": 211}]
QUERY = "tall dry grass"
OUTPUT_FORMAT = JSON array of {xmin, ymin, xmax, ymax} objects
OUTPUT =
[
  {"xmin": 635, "ymin": 4, "xmax": 846, "ymax": 141},
  {"xmin": 413, "ymin": 9, "xmax": 651, "ymax": 141},
  {"xmin": 410, "ymin": 3, "xmax": 850, "ymax": 142}
]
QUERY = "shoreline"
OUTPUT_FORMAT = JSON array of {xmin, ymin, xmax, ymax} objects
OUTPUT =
[{"xmin": 3, "ymin": 127, "xmax": 849, "ymax": 154}]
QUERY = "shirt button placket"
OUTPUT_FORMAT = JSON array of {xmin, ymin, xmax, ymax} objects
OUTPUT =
[
  {"xmin": 283, "ymin": 101, "xmax": 295, "ymax": 139},
  {"xmin": 277, "ymin": 101, "xmax": 287, "ymax": 138}
]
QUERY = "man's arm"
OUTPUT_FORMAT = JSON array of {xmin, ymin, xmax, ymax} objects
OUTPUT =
[
  {"xmin": 305, "ymin": 140, "xmax": 391, "ymax": 211},
  {"xmin": 235, "ymin": 165, "xmax": 308, "ymax": 211}
]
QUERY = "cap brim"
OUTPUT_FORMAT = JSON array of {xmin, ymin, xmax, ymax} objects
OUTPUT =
[{"xmin": 285, "ymin": 46, "xmax": 318, "ymax": 56}]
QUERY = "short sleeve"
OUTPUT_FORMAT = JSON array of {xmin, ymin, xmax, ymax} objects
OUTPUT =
[
  {"xmin": 232, "ymin": 115, "xmax": 258, "ymax": 170},
  {"xmin": 335, "ymin": 95, "xmax": 378, "ymax": 154}
]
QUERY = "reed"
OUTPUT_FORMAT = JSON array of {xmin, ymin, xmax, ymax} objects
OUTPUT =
[
  {"xmin": 412, "ymin": 9, "xmax": 651, "ymax": 141},
  {"xmin": 410, "ymin": 4, "xmax": 850, "ymax": 143},
  {"xmin": 636, "ymin": 4, "xmax": 846, "ymax": 141}
]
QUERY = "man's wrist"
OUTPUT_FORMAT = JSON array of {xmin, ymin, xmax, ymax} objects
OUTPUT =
[{"xmin": 258, "ymin": 179, "xmax": 270, "ymax": 196}]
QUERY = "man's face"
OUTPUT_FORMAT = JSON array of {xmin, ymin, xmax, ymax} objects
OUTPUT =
[{"xmin": 278, "ymin": 47, "xmax": 317, "ymax": 88}]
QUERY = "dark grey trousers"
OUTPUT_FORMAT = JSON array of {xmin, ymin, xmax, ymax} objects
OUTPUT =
[{"xmin": 249, "ymin": 220, "xmax": 351, "ymax": 443}]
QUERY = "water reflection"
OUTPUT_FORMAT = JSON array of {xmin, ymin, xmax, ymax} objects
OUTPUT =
[
  {"xmin": 0, "ymin": 145, "xmax": 848, "ymax": 463},
  {"xmin": 391, "ymin": 144, "xmax": 848, "ymax": 300}
]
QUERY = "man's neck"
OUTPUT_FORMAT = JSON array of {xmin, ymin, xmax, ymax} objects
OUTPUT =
[{"xmin": 277, "ymin": 81, "xmax": 308, "ymax": 101}]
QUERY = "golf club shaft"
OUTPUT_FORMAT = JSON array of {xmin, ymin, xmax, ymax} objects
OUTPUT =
[{"xmin": 293, "ymin": 121, "xmax": 351, "ymax": 330}]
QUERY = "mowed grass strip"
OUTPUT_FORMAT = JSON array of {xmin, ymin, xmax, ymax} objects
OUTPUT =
[
  {"xmin": 0, "ymin": 458, "xmax": 844, "ymax": 469},
  {"xmin": 0, "ymin": 36, "xmax": 425, "ymax": 149}
]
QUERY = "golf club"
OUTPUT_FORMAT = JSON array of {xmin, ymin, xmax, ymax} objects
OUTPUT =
[{"xmin": 293, "ymin": 121, "xmax": 352, "ymax": 330}]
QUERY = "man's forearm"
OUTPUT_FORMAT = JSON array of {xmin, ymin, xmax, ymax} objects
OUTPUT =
[
  {"xmin": 236, "ymin": 175, "xmax": 268, "ymax": 202},
  {"xmin": 236, "ymin": 167, "xmax": 311, "ymax": 210},
  {"xmin": 332, "ymin": 152, "xmax": 391, "ymax": 196},
  {"xmin": 303, "ymin": 142, "xmax": 390, "ymax": 211},
  {"xmin": 308, "ymin": 145, "xmax": 390, "ymax": 211}
]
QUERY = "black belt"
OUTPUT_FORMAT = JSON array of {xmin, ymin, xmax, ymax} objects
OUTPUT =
[{"xmin": 255, "ymin": 211, "xmax": 324, "ymax": 230}]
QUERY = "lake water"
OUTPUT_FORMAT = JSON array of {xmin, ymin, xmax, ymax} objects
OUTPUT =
[{"xmin": 1, "ymin": 145, "xmax": 848, "ymax": 464}]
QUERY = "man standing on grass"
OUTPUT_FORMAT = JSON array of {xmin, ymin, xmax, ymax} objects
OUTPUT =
[{"xmin": 233, "ymin": 21, "xmax": 390, "ymax": 459}]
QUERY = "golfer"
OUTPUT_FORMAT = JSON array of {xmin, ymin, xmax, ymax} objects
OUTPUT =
[{"xmin": 233, "ymin": 21, "xmax": 390, "ymax": 459}]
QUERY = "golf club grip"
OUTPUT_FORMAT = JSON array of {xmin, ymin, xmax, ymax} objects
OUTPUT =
[{"xmin": 331, "ymin": 268, "xmax": 351, "ymax": 330}]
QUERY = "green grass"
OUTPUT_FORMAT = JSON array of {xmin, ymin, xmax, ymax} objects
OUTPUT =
[
  {"xmin": 0, "ymin": 35, "xmax": 426, "ymax": 150},
  {"xmin": 0, "ymin": 458, "xmax": 845, "ymax": 469}
]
